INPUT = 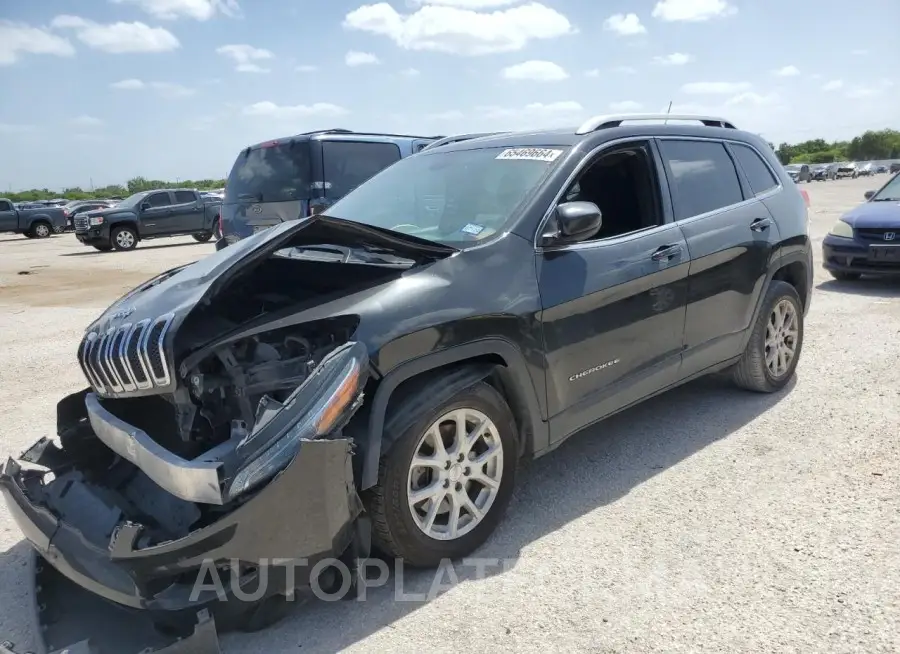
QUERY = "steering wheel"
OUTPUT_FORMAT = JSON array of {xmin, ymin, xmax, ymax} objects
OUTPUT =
[{"xmin": 389, "ymin": 223, "xmax": 419, "ymax": 231}]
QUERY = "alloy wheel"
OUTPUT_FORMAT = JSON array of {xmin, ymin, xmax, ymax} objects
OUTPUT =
[
  {"xmin": 765, "ymin": 298, "xmax": 798, "ymax": 378},
  {"xmin": 406, "ymin": 408, "xmax": 504, "ymax": 541},
  {"xmin": 116, "ymin": 230, "xmax": 135, "ymax": 249},
  {"xmin": 34, "ymin": 223, "xmax": 50, "ymax": 237}
]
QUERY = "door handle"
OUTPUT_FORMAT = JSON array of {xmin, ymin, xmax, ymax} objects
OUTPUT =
[
  {"xmin": 651, "ymin": 244, "xmax": 682, "ymax": 261},
  {"xmin": 750, "ymin": 217, "xmax": 772, "ymax": 232}
]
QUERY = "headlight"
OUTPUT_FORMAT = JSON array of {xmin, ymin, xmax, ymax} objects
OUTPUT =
[
  {"xmin": 829, "ymin": 220, "xmax": 854, "ymax": 238},
  {"xmin": 226, "ymin": 341, "xmax": 368, "ymax": 500},
  {"xmin": 89, "ymin": 216, "xmax": 104, "ymax": 226}
]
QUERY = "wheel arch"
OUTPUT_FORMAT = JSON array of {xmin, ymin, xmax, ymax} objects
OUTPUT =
[
  {"xmin": 357, "ymin": 339, "xmax": 547, "ymax": 489},
  {"xmin": 111, "ymin": 220, "xmax": 141, "ymax": 239},
  {"xmin": 741, "ymin": 249, "xmax": 811, "ymax": 351}
]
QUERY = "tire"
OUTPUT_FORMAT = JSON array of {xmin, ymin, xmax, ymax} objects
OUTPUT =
[
  {"xmin": 92, "ymin": 243, "xmax": 113, "ymax": 252},
  {"xmin": 111, "ymin": 225, "xmax": 138, "ymax": 251},
  {"xmin": 29, "ymin": 221, "xmax": 52, "ymax": 238},
  {"xmin": 732, "ymin": 280, "xmax": 804, "ymax": 393},
  {"xmin": 193, "ymin": 232, "xmax": 213, "ymax": 243},
  {"xmin": 365, "ymin": 380, "xmax": 518, "ymax": 567},
  {"xmin": 829, "ymin": 270, "xmax": 861, "ymax": 281}
]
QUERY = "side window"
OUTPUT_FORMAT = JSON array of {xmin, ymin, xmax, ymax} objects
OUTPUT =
[
  {"xmin": 658, "ymin": 140, "xmax": 745, "ymax": 221},
  {"xmin": 557, "ymin": 141, "xmax": 663, "ymax": 241},
  {"xmin": 146, "ymin": 192, "xmax": 172, "ymax": 208},
  {"xmin": 731, "ymin": 143, "xmax": 779, "ymax": 196},
  {"xmin": 0, "ymin": 200, "xmax": 12, "ymax": 211},
  {"xmin": 173, "ymin": 191, "xmax": 196, "ymax": 204},
  {"xmin": 322, "ymin": 141, "xmax": 402, "ymax": 198}
]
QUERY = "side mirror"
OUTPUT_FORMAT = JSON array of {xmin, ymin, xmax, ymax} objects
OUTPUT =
[
  {"xmin": 864, "ymin": 190, "xmax": 875, "ymax": 200},
  {"xmin": 544, "ymin": 201, "xmax": 602, "ymax": 245},
  {"xmin": 140, "ymin": 202, "xmax": 151, "ymax": 211}
]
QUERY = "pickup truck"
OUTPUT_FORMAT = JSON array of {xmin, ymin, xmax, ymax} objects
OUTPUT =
[
  {"xmin": 73, "ymin": 188, "xmax": 222, "ymax": 251},
  {"xmin": 0, "ymin": 198, "xmax": 66, "ymax": 238}
]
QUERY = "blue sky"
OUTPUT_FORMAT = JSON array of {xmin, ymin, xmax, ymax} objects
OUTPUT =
[{"xmin": 1, "ymin": 0, "xmax": 897, "ymax": 190}]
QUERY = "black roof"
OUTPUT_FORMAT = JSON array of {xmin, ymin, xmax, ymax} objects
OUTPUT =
[{"xmin": 245, "ymin": 129, "xmax": 444, "ymax": 150}]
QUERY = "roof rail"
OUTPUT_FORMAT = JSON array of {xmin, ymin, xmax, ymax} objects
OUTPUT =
[
  {"xmin": 575, "ymin": 113, "xmax": 737, "ymax": 135},
  {"xmin": 422, "ymin": 132, "xmax": 510, "ymax": 151}
]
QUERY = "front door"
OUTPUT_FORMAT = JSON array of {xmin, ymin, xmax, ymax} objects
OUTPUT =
[
  {"xmin": 656, "ymin": 138, "xmax": 780, "ymax": 375},
  {"xmin": 139, "ymin": 191, "xmax": 176, "ymax": 236},
  {"xmin": 0, "ymin": 200, "xmax": 16, "ymax": 231},
  {"xmin": 537, "ymin": 140, "xmax": 690, "ymax": 443}
]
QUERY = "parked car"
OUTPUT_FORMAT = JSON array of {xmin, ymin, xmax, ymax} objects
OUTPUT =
[
  {"xmin": 73, "ymin": 188, "xmax": 222, "ymax": 251},
  {"xmin": 811, "ymin": 165, "xmax": 830, "ymax": 181},
  {"xmin": 875, "ymin": 165, "xmax": 888, "ymax": 174},
  {"xmin": 857, "ymin": 163, "xmax": 875, "ymax": 177},
  {"xmin": 62, "ymin": 200, "xmax": 113, "ymax": 230},
  {"xmin": 784, "ymin": 163, "xmax": 811, "ymax": 183},
  {"xmin": 835, "ymin": 162, "xmax": 858, "ymax": 179},
  {"xmin": 0, "ymin": 197, "xmax": 66, "ymax": 238},
  {"xmin": 217, "ymin": 129, "xmax": 442, "ymax": 250},
  {"xmin": 822, "ymin": 171, "xmax": 900, "ymax": 280},
  {"xmin": 890, "ymin": 162, "xmax": 900, "ymax": 174},
  {"xmin": 0, "ymin": 112, "xmax": 814, "ymax": 652}
]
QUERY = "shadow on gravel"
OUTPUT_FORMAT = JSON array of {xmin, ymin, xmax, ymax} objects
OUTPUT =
[
  {"xmin": 817, "ymin": 278, "xmax": 900, "ymax": 298},
  {"xmin": 0, "ymin": 375, "xmax": 794, "ymax": 653},
  {"xmin": 222, "ymin": 374, "xmax": 796, "ymax": 653},
  {"xmin": 59, "ymin": 241, "xmax": 204, "ymax": 257},
  {"xmin": 0, "ymin": 541, "xmax": 39, "ymax": 652}
]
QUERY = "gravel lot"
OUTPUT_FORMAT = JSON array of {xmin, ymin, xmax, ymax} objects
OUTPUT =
[{"xmin": 1, "ymin": 177, "xmax": 898, "ymax": 653}]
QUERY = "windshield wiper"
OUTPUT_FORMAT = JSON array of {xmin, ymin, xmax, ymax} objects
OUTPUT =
[{"xmin": 280, "ymin": 245, "xmax": 413, "ymax": 266}]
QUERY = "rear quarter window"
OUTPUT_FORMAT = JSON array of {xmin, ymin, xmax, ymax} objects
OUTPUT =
[{"xmin": 322, "ymin": 141, "xmax": 401, "ymax": 198}]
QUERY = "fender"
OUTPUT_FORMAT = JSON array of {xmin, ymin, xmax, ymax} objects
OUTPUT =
[
  {"xmin": 360, "ymin": 338, "xmax": 548, "ymax": 489},
  {"xmin": 106, "ymin": 215, "xmax": 142, "ymax": 236},
  {"xmin": 739, "ymin": 245, "xmax": 812, "ymax": 352}
]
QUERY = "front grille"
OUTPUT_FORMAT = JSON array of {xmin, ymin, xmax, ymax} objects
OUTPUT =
[
  {"xmin": 74, "ymin": 216, "xmax": 89, "ymax": 231},
  {"xmin": 78, "ymin": 313, "xmax": 174, "ymax": 395},
  {"xmin": 856, "ymin": 228, "xmax": 898, "ymax": 242}
]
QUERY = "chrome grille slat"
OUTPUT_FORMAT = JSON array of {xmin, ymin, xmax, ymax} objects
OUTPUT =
[{"xmin": 78, "ymin": 313, "xmax": 174, "ymax": 395}]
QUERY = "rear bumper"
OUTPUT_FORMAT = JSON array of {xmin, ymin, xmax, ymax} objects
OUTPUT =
[{"xmin": 822, "ymin": 235, "xmax": 900, "ymax": 275}]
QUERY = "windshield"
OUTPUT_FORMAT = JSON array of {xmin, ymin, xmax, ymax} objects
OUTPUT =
[
  {"xmin": 872, "ymin": 173, "xmax": 900, "ymax": 201},
  {"xmin": 225, "ymin": 141, "xmax": 312, "ymax": 203},
  {"xmin": 117, "ymin": 192, "xmax": 149, "ymax": 209},
  {"xmin": 323, "ymin": 145, "xmax": 567, "ymax": 246}
]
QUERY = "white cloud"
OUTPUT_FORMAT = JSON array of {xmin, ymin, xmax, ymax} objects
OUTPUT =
[
  {"xmin": 110, "ymin": 0, "xmax": 241, "ymax": 20},
  {"xmin": 109, "ymin": 79, "xmax": 194, "ymax": 97},
  {"xmin": 652, "ymin": 0, "xmax": 736, "ymax": 21},
  {"xmin": 822, "ymin": 79, "xmax": 843, "ymax": 91},
  {"xmin": 845, "ymin": 86, "xmax": 881, "ymax": 99},
  {"xmin": 501, "ymin": 60, "xmax": 567, "ymax": 81},
  {"xmin": 613, "ymin": 65, "xmax": 637, "ymax": 74},
  {"xmin": 603, "ymin": 13, "xmax": 646, "ymax": 36},
  {"xmin": 345, "ymin": 50, "xmax": 380, "ymax": 66},
  {"xmin": 72, "ymin": 115, "xmax": 103, "ymax": 127},
  {"xmin": 410, "ymin": 0, "xmax": 519, "ymax": 6},
  {"xmin": 654, "ymin": 52, "xmax": 693, "ymax": 65},
  {"xmin": 295, "ymin": 64, "xmax": 318, "ymax": 72},
  {"xmin": 609, "ymin": 100, "xmax": 643, "ymax": 112},
  {"xmin": 477, "ymin": 100, "xmax": 583, "ymax": 129},
  {"xmin": 50, "ymin": 15, "xmax": 180, "ymax": 53},
  {"xmin": 400, "ymin": 67, "xmax": 420, "ymax": 76},
  {"xmin": 0, "ymin": 123, "xmax": 36, "ymax": 134},
  {"xmin": 242, "ymin": 101, "xmax": 349, "ymax": 119},
  {"xmin": 343, "ymin": 2, "xmax": 574, "ymax": 56},
  {"xmin": 681, "ymin": 81, "xmax": 751, "ymax": 94},
  {"xmin": 216, "ymin": 44, "xmax": 274, "ymax": 72},
  {"xmin": 724, "ymin": 92, "xmax": 778, "ymax": 106},
  {"xmin": 774, "ymin": 65, "xmax": 799, "ymax": 77},
  {"xmin": 0, "ymin": 20, "xmax": 75, "ymax": 65},
  {"xmin": 584, "ymin": 69, "xmax": 600, "ymax": 77}
]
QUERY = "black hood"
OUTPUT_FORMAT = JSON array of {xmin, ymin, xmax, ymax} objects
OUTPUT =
[{"xmin": 86, "ymin": 216, "xmax": 458, "ymax": 335}]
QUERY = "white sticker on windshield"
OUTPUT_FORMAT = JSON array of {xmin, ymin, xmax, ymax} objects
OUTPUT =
[
  {"xmin": 496, "ymin": 148, "xmax": 563, "ymax": 162},
  {"xmin": 461, "ymin": 223, "xmax": 485, "ymax": 235}
]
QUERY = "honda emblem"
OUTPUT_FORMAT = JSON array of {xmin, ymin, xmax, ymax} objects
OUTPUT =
[{"xmin": 885, "ymin": 232, "xmax": 896, "ymax": 241}]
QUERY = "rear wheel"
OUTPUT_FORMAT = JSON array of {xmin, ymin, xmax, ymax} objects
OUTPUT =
[
  {"xmin": 193, "ymin": 231, "xmax": 213, "ymax": 243},
  {"xmin": 111, "ymin": 226, "xmax": 137, "ymax": 251},
  {"xmin": 829, "ymin": 270, "xmax": 861, "ymax": 281},
  {"xmin": 366, "ymin": 381, "xmax": 518, "ymax": 567},
  {"xmin": 732, "ymin": 281, "xmax": 804, "ymax": 393},
  {"xmin": 29, "ymin": 221, "xmax": 52, "ymax": 238}
]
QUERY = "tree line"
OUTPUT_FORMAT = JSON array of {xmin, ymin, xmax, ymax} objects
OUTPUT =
[
  {"xmin": 5, "ymin": 176, "xmax": 227, "ymax": 203},
  {"xmin": 774, "ymin": 129, "xmax": 900, "ymax": 166}
]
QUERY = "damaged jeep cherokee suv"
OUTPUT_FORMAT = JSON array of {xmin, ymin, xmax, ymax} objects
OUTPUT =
[{"xmin": 1, "ymin": 114, "xmax": 812, "ymax": 650}]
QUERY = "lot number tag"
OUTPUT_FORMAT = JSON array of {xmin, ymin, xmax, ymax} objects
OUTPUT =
[{"xmin": 496, "ymin": 148, "xmax": 563, "ymax": 162}]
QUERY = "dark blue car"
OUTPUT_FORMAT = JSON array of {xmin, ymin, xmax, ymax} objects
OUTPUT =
[{"xmin": 822, "ymin": 172, "xmax": 900, "ymax": 280}]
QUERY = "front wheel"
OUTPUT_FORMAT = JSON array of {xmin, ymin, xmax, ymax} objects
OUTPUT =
[
  {"xmin": 366, "ymin": 381, "xmax": 518, "ymax": 567},
  {"xmin": 732, "ymin": 281, "xmax": 804, "ymax": 393},
  {"xmin": 193, "ymin": 232, "xmax": 213, "ymax": 243},
  {"xmin": 111, "ymin": 225, "xmax": 138, "ymax": 251}
]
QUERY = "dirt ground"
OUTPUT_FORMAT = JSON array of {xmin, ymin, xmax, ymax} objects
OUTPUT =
[{"xmin": 0, "ymin": 177, "xmax": 898, "ymax": 653}]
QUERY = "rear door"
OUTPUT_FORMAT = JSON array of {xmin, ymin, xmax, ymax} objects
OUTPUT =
[
  {"xmin": 658, "ymin": 138, "xmax": 780, "ymax": 376},
  {"xmin": 171, "ymin": 190, "xmax": 205, "ymax": 231},
  {"xmin": 139, "ymin": 191, "xmax": 176, "ymax": 235},
  {"xmin": 0, "ymin": 200, "xmax": 17, "ymax": 231}
]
